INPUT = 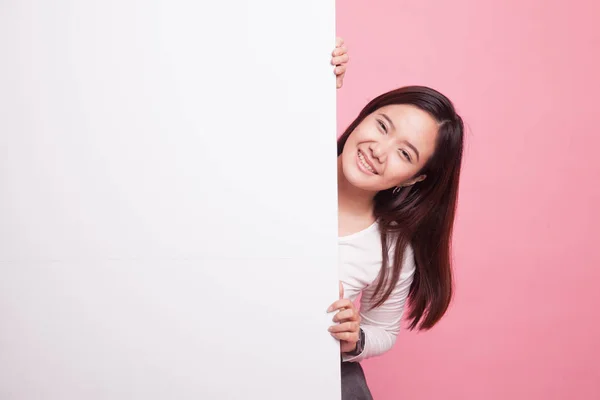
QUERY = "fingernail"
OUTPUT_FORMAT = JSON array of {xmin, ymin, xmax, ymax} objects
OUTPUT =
[{"xmin": 327, "ymin": 326, "xmax": 333, "ymax": 332}]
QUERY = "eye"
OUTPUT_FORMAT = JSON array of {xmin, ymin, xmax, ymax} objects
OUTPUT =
[
  {"xmin": 376, "ymin": 119, "xmax": 388, "ymax": 134},
  {"xmin": 399, "ymin": 149, "xmax": 412, "ymax": 162}
]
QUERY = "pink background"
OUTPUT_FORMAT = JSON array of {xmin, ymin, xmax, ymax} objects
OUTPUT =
[{"xmin": 336, "ymin": 1, "xmax": 600, "ymax": 399}]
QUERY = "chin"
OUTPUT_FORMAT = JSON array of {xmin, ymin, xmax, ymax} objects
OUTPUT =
[{"xmin": 342, "ymin": 168, "xmax": 377, "ymax": 192}]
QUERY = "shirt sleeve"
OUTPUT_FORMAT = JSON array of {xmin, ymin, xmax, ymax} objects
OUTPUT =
[{"xmin": 342, "ymin": 244, "xmax": 416, "ymax": 363}]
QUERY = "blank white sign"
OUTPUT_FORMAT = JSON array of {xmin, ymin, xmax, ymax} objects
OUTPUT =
[{"xmin": 0, "ymin": 1, "xmax": 341, "ymax": 399}]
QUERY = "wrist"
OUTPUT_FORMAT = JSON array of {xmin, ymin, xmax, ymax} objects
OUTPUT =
[{"xmin": 344, "ymin": 327, "xmax": 365, "ymax": 356}]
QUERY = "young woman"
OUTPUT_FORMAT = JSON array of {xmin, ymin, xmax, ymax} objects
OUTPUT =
[{"xmin": 328, "ymin": 38, "xmax": 465, "ymax": 399}]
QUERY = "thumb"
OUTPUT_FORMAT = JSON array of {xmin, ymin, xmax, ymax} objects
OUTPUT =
[{"xmin": 339, "ymin": 281, "xmax": 344, "ymax": 299}]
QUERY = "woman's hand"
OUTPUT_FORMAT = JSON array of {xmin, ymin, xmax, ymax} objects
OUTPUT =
[
  {"xmin": 331, "ymin": 37, "xmax": 349, "ymax": 89},
  {"xmin": 327, "ymin": 282, "xmax": 361, "ymax": 354}
]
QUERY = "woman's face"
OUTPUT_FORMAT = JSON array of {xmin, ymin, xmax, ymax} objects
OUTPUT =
[{"xmin": 340, "ymin": 104, "xmax": 439, "ymax": 193}]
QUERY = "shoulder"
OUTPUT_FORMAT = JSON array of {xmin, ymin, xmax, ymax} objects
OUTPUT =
[
  {"xmin": 386, "ymin": 234, "xmax": 416, "ymax": 279},
  {"xmin": 359, "ymin": 233, "xmax": 415, "ymax": 316}
]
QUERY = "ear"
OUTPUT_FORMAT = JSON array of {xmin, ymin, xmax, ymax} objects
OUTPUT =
[{"xmin": 403, "ymin": 174, "xmax": 426, "ymax": 187}]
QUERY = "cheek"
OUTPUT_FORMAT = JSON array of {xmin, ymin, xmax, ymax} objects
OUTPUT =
[
  {"xmin": 341, "ymin": 143, "xmax": 354, "ymax": 162},
  {"xmin": 340, "ymin": 147, "xmax": 357, "ymax": 177},
  {"xmin": 341, "ymin": 133, "xmax": 361, "ymax": 160},
  {"xmin": 383, "ymin": 160, "xmax": 415, "ymax": 182},
  {"xmin": 347, "ymin": 125, "xmax": 374, "ymax": 143}
]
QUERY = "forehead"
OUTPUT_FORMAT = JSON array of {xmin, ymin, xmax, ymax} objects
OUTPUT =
[{"xmin": 376, "ymin": 104, "xmax": 439, "ymax": 136}]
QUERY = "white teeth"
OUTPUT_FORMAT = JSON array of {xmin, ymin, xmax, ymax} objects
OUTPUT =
[{"xmin": 358, "ymin": 151, "xmax": 375, "ymax": 174}]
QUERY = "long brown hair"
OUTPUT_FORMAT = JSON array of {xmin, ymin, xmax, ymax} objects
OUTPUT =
[{"xmin": 337, "ymin": 86, "xmax": 464, "ymax": 330}]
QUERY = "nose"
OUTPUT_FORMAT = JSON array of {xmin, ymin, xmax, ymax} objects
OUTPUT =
[{"xmin": 369, "ymin": 143, "xmax": 389, "ymax": 164}]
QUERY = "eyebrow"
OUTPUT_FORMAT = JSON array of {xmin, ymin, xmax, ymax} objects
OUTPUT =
[{"xmin": 379, "ymin": 113, "xmax": 421, "ymax": 162}]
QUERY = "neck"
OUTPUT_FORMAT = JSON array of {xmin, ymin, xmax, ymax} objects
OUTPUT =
[{"xmin": 337, "ymin": 156, "xmax": 376, "ymax": 219}]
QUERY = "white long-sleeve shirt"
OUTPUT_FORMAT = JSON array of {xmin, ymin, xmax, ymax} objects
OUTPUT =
[{"xmin": 338, "ymin": 221, "xmax": 415, "ymax": 363}]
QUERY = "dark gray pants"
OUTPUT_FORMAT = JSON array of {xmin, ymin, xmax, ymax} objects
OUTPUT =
[{"xmin": 341, "ymin": 361, "xmax": 373, "ymax": 400}]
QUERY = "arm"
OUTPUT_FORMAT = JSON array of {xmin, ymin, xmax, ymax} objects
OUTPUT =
[{"xmin": 342, "ymin": 245, "xmax": 416, "ymax": 362}]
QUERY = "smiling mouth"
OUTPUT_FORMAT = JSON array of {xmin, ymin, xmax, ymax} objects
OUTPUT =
[{"xmin": 358, "ymin": 150, "xmax": 378, "ymax": 174}]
